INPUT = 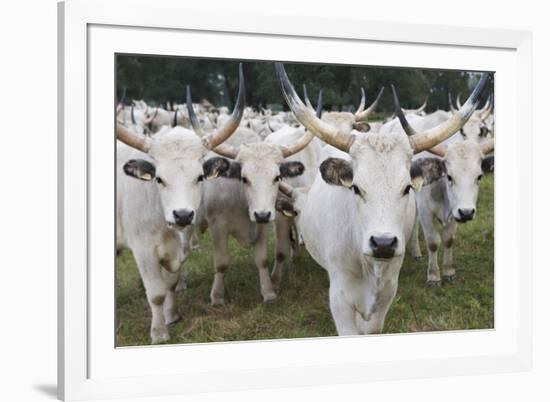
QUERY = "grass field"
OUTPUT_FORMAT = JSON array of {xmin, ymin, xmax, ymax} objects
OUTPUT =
[{"xmin": 116, "ymin": 175, "xmax": 494, "ymax": 346}]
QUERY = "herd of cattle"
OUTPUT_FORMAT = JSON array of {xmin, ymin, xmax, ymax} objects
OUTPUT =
[{"xmin": 116, "ymin": 63, "xmax": 495, "ymax": 344}]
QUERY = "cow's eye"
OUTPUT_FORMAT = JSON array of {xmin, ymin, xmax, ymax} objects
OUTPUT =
[
  {"xmin": 447, "ymin": 175, "xmax": 453, "ymax": 183},
  {"xmin": 460, "ymin": 129, "xmax": 466, "ymax": 137},
  {"xmin": 155, "ymin": 177, "xmax": 165, "ymax": 186},
  {"xmin": 197, "ymin": 174, "xmax": 204, "ymax": 183},
  {"xmin": 351, "ymin": 184, "xmax": 362, "ymax": 196},
  {"xmin": 241, "ymin": 177, "xmax": 249, "ymax": 184},
  {"xmin": 274, "ymin": 175, "xmax": 281, "ymax": 183},
  {"xmin": 403, "ymin": 184, "xmax": 413, "ymax": 195},
  {"xmin": 477, "ymin": 174, "xmax": 483, "ymax": 181}
]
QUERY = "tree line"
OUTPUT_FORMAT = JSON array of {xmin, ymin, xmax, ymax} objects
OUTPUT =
[{"xmin": 116, "ymin": 55, "xmax": 494, "ymax": 115}]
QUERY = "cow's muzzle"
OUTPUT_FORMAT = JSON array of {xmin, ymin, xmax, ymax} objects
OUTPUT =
[
  {"xmin": 369, "ymin": 235, "xmax": 398, "ymax": 259},
  {"xmin": 172, "ymin": 209, "xmax": 195, "ymax": 228},
  {"xmin": 456, "ymin": 208, "xmax": 475, "ymax": 223},
  {"xmin": 253, "ymin": 211, "xmax": 272, "ymax": 224}
]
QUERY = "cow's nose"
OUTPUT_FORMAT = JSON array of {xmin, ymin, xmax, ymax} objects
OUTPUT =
[
  {"xmin": 254, "ymin": 211, "xmax": 271, "ymax": 224},
  {"xmin": 369, "ymin": 235, "xmax": 398, "ymax": 259},
  {"xmin": 172, "ymin": 209, "xmax": 194, "ymax": 227},
  {"xmin": 458, "ymin": 208, "xmax": 475, "ymax": 222}
]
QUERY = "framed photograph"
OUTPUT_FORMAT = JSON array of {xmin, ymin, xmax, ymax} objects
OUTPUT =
[{"xmin": 58, "ymin": 0, "xmax": 532, "ymax": 400}]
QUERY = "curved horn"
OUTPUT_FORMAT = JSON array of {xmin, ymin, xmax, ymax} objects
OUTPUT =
[
  {"xmin": 130, "ymin": 105, "xmax": 136, "ymax": 125},
  {"xmin": 143, "ymin": 107, "xmax": 158, "ymax": 125},
  {"xmin": 392, "ymin": 84, "xmax": 417, "ymax": 137},
  {"xmin": 315, "ymin": 89, "xmax": 323, "ymax": 118},
  {"xmin": 480, "ymin": 94, "xmax": 494, "ymax": 122},
  {"xmin": 278, "ymin": 181, "xmax": 295, "ymax": 198},
  {"xmin": 356, "ymin": 88, "xmax": 366, "ymax": 114},
  {"xmin": 116, "ymin": 123, "xmax": 151, "ymax": 152},
  {"xmin": 415, "ymin": 98, "xmax": 428, "ymax": 113},
  {"xmin": 448, "ymin": 92, "xmax": 457, "ymax": 113},
  {"xmin": 275, "ymin": 63, "xmax": 355, "ymax": 153},
  {"xmin": 202, "ymin": 63, "xmax": 245, "ymax": 151},
  {"xmin": 480, "ymin": 138, "xmax": 494, "ymax": 155},
  {"xmin": 394, "ymin": 73, "xmax": 489, "ymax": 153},
  {"xmin": 355, "ymin": 87, "xmax": 385, "ymax": 121},
  {"xmin": 280, "ymin": 129, "xmax": 315, "ymax": 158},
  {"xmin": 186, "ymin": 85, "xmax": 206, "ymax": 137},
  {"xmin": 303, "ymin": 84, "xmax": 314, "ymax": 111},
  {"xmin": 187, "ymin": 64, "xmax": 244, "ymax": 158},
  {"xmin": 456, "ymin": 93, "xmax": 462, "ymax": 109},
  {"xmin": 172, "ymin": 109, "xmax": 178, "ymax": 127},
  {"xmin": 426, "ymin": 143, "xmax": 448, "ymax": 158}
]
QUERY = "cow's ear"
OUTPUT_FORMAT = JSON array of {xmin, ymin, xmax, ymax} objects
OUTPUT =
[
  {"xmin": 280, "ymin": 161, "xmax": 305, "ymax": 178},
  {"xmin": 353, "ymin": 122, "xmax": 371, "ymax": 132},
  {"xmin": 202, "ymin": 157, "xmax": 231, "ymax": 180},
  {"xmin": 481, "ymin": 155, "xmax": 494, "ymax": 174},
  {"xmin": 275, "ymin": 198, "xmax": 298, "ymax": 217},
  {"xmin": 320, "ymin": 157, "xmax": 354, "ymax": 188},
  {"xmin": 123, "ymin": 159, "xmax": 156, "ymax": 181},
  {"xmin": 410, "ymin": 157, "xmax": 447, "ymax": 188},
  {"xmin": 221, "ymin": 161, "xmax": 242, "ymax": 180}
]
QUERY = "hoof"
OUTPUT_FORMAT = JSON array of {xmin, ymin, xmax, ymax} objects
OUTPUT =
[
  {"xmin": 262, "ymin": 291, "xmax": 277, "ymax": 303},
  {"xmin": 443, "ymin": 274, "xmax": 456, "ymax": 283},
  {"xmin": 413, "ymin": 255, "xmax": 422, "ymax": 261},
  {"xmin": 427, "ymin": 280, "xmax": 441, "ymax": 288},
  {"xmin": 210, "ymin": 297, "xmax": 225, "ymax": 306},
  {"xmin": 151, "ymin": 328, "xmax": 170, "ymax": 344}
]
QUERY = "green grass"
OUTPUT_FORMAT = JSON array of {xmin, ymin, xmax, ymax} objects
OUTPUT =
[{"xmin": 116, "ymin": 175, "xmax": 493, "ymax": 346}]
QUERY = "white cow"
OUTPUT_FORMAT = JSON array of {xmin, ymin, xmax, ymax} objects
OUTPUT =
[
  {"xmin": 115, "ymin": 66, "xmax": 246, "ymax": 343},
  {"xmin": 186, "ymin": 86, "xmax": 317, "ymax": 305},
  {"xmin": 275, "ymin": 63, "xmax": 487, "ymax": 334},
  {"xmin": 391, "ymin": 88, "xmax": 494, "ymax": 285}
]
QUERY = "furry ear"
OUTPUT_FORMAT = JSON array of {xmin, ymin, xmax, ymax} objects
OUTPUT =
[
  {"xmin": 353, "ymin": 122, "xmax": 371, "ymax": 132},
  {"xmin": 275, "ymin": 197, "xmax": 298, "ymax": 217},
  {"xmin": 410, "ymin": 157, "xmax": 447, "ymax": 187},
  {"xmin": 123, "ymin": 159, "xmax": 156, "ymax": 181},
  {"xmin": 202, "ymin": 157, "xmax": 231, "ymax": 180},
  {"xmin": 481, "ymin": 155, "xmax": 494, "ymax": 174},
  {"xmin": 320, "ymin": 157, "xmax": 354, "ymax": 188},
  {"xmin": 279, "ymin": 161, "xmax": 305, "ymax": 178}
]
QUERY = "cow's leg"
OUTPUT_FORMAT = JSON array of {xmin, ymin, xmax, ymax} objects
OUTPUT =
[
  {"xmin": 271, "ymin": 215, "xmax": 293, "ymax": 293},
  {"xmin": 133, "ymin": 248, "xmax": 170, "ymax": 344},
  {"xmin": 419, "ymin": 214, "xmax": 441, "ymax": 287},
  {"xmin": 441, "ymin": 220, "xmax": 458, "ymax": 282},
  {"xmin": 210, "ymin": 228, "xmax": 229, "ymax": 306},
  {"xmin": 328, "ymin": 283, "xmax": 359, "ymax": 335},
  {"xmin": 254, "ymin": 225, "xmax": 277, "ymax": 302},
  {"xmin": 408, "ymin": 210, "xmax": 422, "ymax": 260},
  {"xmin": 160, "ymin": 269, "xmax": 181, "ymax": 325}
]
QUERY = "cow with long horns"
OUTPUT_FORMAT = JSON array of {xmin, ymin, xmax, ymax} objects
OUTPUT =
[
  {"xmin": 275, "ymin": 63, "xmax": 488, "ymax": 335},
  {"xmin": 116, "ymin": 65, "xmax": 246, "ymax": 344},
  {"xmin": 392, "ymin": 85, "xmax": 494, "ymax": 286},
  {"xmin": 186, "ymin": 84, "xmax": 319, "ymax": 305}
]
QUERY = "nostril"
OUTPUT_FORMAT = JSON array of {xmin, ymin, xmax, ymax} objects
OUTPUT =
[
  {"xmin": 370, "ymin": 235, "xmax": 398, "ymax": 258},
  {"xmin": 254, "ymin": 211, "xmax": 271, "ymax": 223},
  {"xmin": 172, "ymin": 209, "xmax": 194, "ymax": 226}
]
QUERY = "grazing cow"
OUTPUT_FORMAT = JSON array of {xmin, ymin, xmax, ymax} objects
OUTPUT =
[
  {"xmin": 186, "ymin": 86, "xmax": 316, "ymax": 305},
  {"xmin": 392, "ymin": 89, "xmax": 494, "ymax": 285},
  {"xmin": 115, "ymin": 65, "xmax": 246, "ymax": 343},
  {"xmin": 275, "ymin": 63, "xmax": 487, "ymax": 335}
]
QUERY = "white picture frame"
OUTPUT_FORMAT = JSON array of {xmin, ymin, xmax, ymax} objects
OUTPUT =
[{"xmin": 58, "ymin": 0, "xmax": 533, "ymax": 400}]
